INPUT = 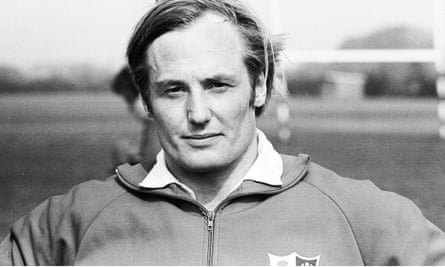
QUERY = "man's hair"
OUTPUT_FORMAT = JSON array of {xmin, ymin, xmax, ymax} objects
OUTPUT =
[
  {"xmin": 127, "ymin": 0, "xmax": 283, "ymax": 116},
  {"xmin": 111, "ymin": 66, "xmax": 139, "ymax": 105}
]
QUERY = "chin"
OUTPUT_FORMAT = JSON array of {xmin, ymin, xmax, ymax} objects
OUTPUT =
[{"xmin": 179, "ymin": 153, "xmax": 230, "ymax": 173}]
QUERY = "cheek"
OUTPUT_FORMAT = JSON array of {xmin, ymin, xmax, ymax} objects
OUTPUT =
[
  {"xmin": 215, "ymin": 94, "xmax": 255, "ymax": 128},
  {"xmin": 151, "ymin": 101, "xmax": 184, "ymax": 135}
]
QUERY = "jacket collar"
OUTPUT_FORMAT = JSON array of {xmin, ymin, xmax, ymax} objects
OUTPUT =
[{"xmin": 115, "ymin": 153, "xmax": 310, "ymax": 198}]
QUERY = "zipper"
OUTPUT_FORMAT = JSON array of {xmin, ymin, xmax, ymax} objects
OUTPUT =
[{"xmin": 207, "ymin": 211, "xmax": 215, "ymax": 266}]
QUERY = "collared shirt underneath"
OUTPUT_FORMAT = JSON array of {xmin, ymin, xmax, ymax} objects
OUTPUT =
[{"xmin": 139, "ymin": 129, "xmax": 283, "ymax": 199}]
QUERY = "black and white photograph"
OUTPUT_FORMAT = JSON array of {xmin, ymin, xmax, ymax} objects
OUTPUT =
[{"xmin": 0, "ymin": 0, "xmax": 444, "ymax": 265}]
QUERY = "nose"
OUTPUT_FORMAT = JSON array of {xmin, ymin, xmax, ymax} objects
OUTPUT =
[{"xmin": 186, "ymin": 90, "xmax": 211, "ymax": 125}]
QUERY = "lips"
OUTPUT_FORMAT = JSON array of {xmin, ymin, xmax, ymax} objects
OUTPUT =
[
  {"xmin": 182, "ymin": 133, "xmax": 222, "ymax": 140},
  {"xmin": 180, "ymin": 133, "xmax": 223, "ymax": 147}
]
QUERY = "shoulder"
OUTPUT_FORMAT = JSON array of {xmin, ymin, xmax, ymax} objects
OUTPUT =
[
  {"xmin": 302, "ymin": 161, "xmax": 420, "ymax": 224},
  {"xmin": 281, "ymin": 154, "xmax": 393, "ymax": 207},
  {"xmin": 25, "ymin": 176, "xmax": 127, "ymax": 225},
  {"xmin": 9, "ymin": 176, "xmax": 127, "ymax": 265},
  {"xmin": 303, "ymin": 161, "xmax": 398, "ymax": 208},
  {"xmin": 301, "ymin": 160, "xmax": 445, "ymax": 265}
]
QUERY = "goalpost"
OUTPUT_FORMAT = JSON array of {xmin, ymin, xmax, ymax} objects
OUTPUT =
[{"xmin": 268, "ymin": 0, "xmax": 445, "ymax": 139}]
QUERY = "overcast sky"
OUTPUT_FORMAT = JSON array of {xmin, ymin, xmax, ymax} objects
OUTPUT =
[{"xmin": 0, "ymin": 0, "xmax": 433, "ymax": 72}]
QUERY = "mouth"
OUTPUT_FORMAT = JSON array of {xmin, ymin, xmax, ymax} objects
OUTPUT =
[
  {"xmin": 181, "ymin": 133, "xmax": 223, "ymax": 147},
  {"xmin": 182, "ymin": 133, "xmax": 222, "ymax": 140}
]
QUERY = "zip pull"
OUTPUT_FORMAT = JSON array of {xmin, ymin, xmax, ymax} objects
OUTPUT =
[{"xmin": 207, "ymin": 211, "xmax": 215, "ymax": 231}]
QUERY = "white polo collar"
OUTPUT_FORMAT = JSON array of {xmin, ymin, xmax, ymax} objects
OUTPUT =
[{"xmin": 139, "ymin": 129, "xmax": 283, "ymax": 199}]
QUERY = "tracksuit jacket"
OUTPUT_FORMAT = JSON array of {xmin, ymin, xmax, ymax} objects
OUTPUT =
[{"xmin": 1, "ymin": 154, "xmax": 445, "ymax": 265}]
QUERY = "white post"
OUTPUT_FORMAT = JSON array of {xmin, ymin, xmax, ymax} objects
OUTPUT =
[
  {"xmin": 433, "ymin": 0, "xmax": 445, "ymax": 139},
  {"xmin": 267, "ymin": 0, "xmax": 291, "ymax": 143}
]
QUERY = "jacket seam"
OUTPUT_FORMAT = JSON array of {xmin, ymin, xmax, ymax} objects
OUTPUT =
[
  {"xmin": 302, "ymin": 180, "xmax": 365, "ymax": 265},
  {"xmin": 75, "ymin": 189, "xmax": 129, "ymax": 260},
  {"xmin": 9, "ymin": 233, "xmax": 28, "ymax": 265}
]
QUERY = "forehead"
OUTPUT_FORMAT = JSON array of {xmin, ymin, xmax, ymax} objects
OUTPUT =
[{"xmin": 146, "ymin": 12, "xmax": 247, "ymax": 80}]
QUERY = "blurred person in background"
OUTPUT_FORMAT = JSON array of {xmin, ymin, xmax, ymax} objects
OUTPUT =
[
  {"xmin": 1, "ymin": 0, "xmax": 445, "ymax": 265},
  {"xmin": 110, "ymin": 66, "xmax": 160, "ymax": 166}
]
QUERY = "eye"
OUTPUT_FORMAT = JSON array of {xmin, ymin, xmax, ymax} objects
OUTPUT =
[
  {"xmin": 164, "ymin": 86, "xmax": 185, "ymax": 97},
  {"xmin": 206, "ymin": 81, "xmax": 231, "ymax": 92},
  {"xmin": 209, "ymin": 82, "xmax": 225, "ymax": 88}
]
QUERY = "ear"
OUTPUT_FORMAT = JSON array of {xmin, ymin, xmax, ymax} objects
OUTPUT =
[
  {"xmin": 135, "ymin": 96, "xmax": 154, "ymax": 119},
  {"xmin": 143, "ymin": 102, "xmax": 154, "ymax": 119},
  {"xmin": 254, "ymin": 75, "xmax": 267, "ymax": 107}
]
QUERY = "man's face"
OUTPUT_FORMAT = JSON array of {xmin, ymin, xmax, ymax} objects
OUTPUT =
[{"xmin": 146, "ymin": 13, "xmax": 266, "ymax": 174}]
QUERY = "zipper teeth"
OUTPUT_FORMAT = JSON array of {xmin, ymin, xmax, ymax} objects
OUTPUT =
[{"xmin": 207, "ymin": 211, "xmax": 215, "ymax": 266}]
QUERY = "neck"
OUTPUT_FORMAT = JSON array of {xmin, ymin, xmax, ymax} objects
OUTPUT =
[{"xmin": 166, "ymin": 135, "xmax": 258, "ymax": 210}]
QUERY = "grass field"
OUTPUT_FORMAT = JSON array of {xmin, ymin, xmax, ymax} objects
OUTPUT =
[{"xmin": 0, "ymin": 93, "xmax": 444, "ymax": 240}]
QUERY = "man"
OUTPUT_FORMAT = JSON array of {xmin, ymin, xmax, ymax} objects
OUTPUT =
[
  {"xmin": 110, "ymin": 66, "xmax": 160, "ymax": 166},
  {"xmin": 1, "ymin": 0, "xmax": 445, "ymax": 265}
]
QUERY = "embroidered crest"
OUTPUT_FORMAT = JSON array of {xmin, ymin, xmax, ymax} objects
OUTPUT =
[{"xmin": 268, "ymin": 252, "xmax": 320, "ymax": 266}]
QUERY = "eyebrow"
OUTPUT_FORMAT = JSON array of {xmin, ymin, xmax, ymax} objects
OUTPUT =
[
  {"xmin": 153, "ymin": 80, "xmax": 185, "ymax": 89},
  {"xmin": 204, "ymin": 74, "xmax": 238, "ymax": 84},
  {"xmin": 153, "ymin": 74, "xmax": 239, "ymax": 88}
]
